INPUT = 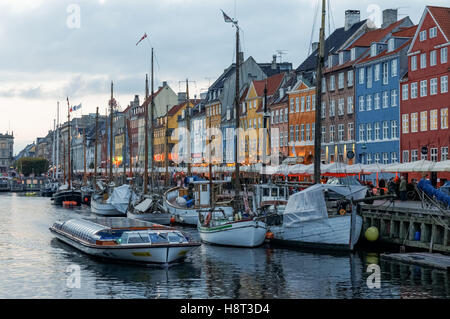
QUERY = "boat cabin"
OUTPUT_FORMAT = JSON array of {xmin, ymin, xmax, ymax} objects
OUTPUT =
[{"xmin": 175, "ymin": 180, "xmax": 233, "ymax": 208}]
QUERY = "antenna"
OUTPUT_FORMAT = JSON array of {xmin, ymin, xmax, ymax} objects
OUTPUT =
[{"xmin": 276, "ymin": 50, "xmax": 288, "ymax": 63}]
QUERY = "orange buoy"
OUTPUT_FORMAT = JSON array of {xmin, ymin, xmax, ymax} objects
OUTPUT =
[
  {"xmin": 63, "ymin": 201, "xmax": 77, "ymax": 207},
  {"xmin": 170, "ymin": 217, "xmax": 176, "ymax": 225},
  {"xmin": 265, "ymin": 232, "xmax": 274, "ymax": 240}
]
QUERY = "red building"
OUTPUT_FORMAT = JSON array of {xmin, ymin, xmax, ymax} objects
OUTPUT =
[{"xmin": 400, "ymin": 6, "xmax": 449, "ymax": 172}]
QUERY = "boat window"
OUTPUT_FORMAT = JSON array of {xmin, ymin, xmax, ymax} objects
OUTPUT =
[
  {"xmin": 271, "ymin": 188, "xmax": 278, "ymax": 197},
  {"xmin": 168, "ymin": 232, "xmax": 188, "ymax": 243},
  {"xmin": 263, "ymin": 188, "xmax": 270, "ymax": 197},
  {"xmin": 127, "ymin": 236, "xmax": 144, "ymax": 244},
  {"xmin": 137, "ymin": 232, "xmax": 150, "ymax": 243},
  {"xmin": 279, "ymin": 188, "xmax": 285, "ymax": 197},
  {"xmin": 149, "ymin": 233, "xmax": 169, "ymax": 244}
]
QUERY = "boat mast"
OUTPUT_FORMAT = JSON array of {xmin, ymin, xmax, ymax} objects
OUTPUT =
[
  {"xmin": 94, "ymin": 107, "xmax": 98, "ymax": 187},
  {"xmin": 109, "ymin": 82, "xmax": 114, "ymax": 183},
  {"xmin": 126, "ymin": 119, "xmax": 133, "ymax": 182},
  {"xmin": 144, "ymin": 74, "xmax": 149, "ymax": 194},
  {"xmin": 165, "ymin": 104, "xmax": 169, "ymax": 187},
  {"xmin": 262, "ymin": 82, "xmax": 268, "ymax": 183},
  {"xmin": 104, "ymin": 108, "xmax": 108, "ymax": 178},
  {"xmin": 209, "ymin": 106, "xmax": 214, "ymax": 206},
  {"xmin": 233, "ymin": 20, "xmax": 241, "ymax": 211},
  {"xmin": 313, "ymin": 0, "xmax": 326, "ymax": 184},
  {"xmin": 150, "ymin": 48, "xmax": 155, "ymax": 189},
  {"xmin": 185, "ymin": 78, "xmax": 191, "ymax": 177},
  {"xmin": 56, "ymin": 102, "xmax": 60, "ymax": 181},
  {"xmin": 67, "ymin": 97, "xmax": 71, "ymax": 190},
  {"xmin": 52, "ymin": 118, "xmax": 56, "ymax": 180},
  {"xmin": 83, "ymin": 127, "xmax": 87, "ymax": 186},
  {"xmin": 62, "ymin": 133, "xmax": 66, "ymax": 183}
]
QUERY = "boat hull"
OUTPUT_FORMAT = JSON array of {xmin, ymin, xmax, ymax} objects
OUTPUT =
[
  {"xmin": 51, "ymin": 229, "xmax": 197, "ymax": 265},
  {"xmin": 51, "ymin": 190, "xmax": 82, "ymax": 206},
  {"xmin": 269, "ymin": 215, "xmax": 363, "ymax": 251},
  {"xmin": 127, "ymin": 211, "xmax": 172, "ymax": 225},
  {"xmin": 90, "ymin": 198, "xmax": 125, "ymax": 216},
  {"xmin": 198, "ymin": 220, "xmax": 267, "ymax": 248}
]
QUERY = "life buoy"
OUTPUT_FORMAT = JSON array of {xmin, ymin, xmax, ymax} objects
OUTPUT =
[
  {"xmin": 339, "ymin": 209, "xmax": 346, "ymax": 216},
  {"xmin": 204, "ymin": 212, "xmax": 212, "ymax": 227}
]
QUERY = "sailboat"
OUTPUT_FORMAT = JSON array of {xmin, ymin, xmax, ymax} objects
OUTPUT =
[
  {"xmin": 51, "ymin": 99, "xmax": 82, "ymax": 206},
  {"xmin": 91, "ymin": 82, "xmax": 130, "ymax": 216},
  {"xmin": 264, "ymin": 0, "xmax": 365, "ymax": 251},
  {"xmin": 197, "ymin": 12, "xmax": 267, "ymax": 247}
]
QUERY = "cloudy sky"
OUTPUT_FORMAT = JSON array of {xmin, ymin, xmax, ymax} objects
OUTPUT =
[{"xmin": 0, "ymin": 0, "xmax": 448, "ymax": 154}]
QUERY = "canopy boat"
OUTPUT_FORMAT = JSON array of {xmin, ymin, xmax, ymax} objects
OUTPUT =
[
  {"xmin": 50, "ymin": 217, "xmax": 200, "ymax": 265},
  {"xmin": 91, "ymin": 184, "xmax": 135, "ymax": 216},
  {"xmin": 127, "ymin": 193, "xmax": 172, "ymax": 225},
  {"xmin": 197, "ymin": 208, "xmax": 267, "ymax": 248},
  {"xmin": 266, "ymin": 184, "xmax": 367, "ymax": 251},
  {"xmin": 163, "ymin": 180, "xmax": 234, "ymax": 226}
]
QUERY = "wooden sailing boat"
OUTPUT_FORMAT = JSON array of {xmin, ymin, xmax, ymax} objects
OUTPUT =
[
  {"xmin": 51, "ymin": 98, "xmax": 82, "ymax": 206},
  {"xmin": 197, "ymin": 11, "xmax": 267, "ymax": 247},
  {"xmin": 91, "ymin": 82, "xmax": 130, "ymax": 216}
]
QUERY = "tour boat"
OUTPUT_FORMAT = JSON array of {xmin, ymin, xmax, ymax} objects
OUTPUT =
[
  {"xmin": 266, "ymin": 184, "xmax": 367, "ymax": 251},
  {"xmin": 197, "ymin": 209, "xmax": 267, "ymax": 248},
  {"xmin": 163, "ymin": 181, "xmax": 234, "ymax": 226},
  {"xmin": 50, "ymin": 217, "xmax": 200, "ymax": 265}
]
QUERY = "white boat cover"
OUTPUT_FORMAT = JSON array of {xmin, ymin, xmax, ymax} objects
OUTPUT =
[
  {"xmin": 106, "ymin": 185, "xmax": 132, "ymax": 213},
  {"xmin": 283, "ymin": 184, "xmax": 367, "ymax": 227},
  {"xmin": 134, "ymin": 198, "xmax": 153, "ymax": 213}
]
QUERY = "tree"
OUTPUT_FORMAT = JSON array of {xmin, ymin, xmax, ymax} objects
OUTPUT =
[{"xmin": 15, "ymin": 157, "xmax": 49, "ymax": 176}]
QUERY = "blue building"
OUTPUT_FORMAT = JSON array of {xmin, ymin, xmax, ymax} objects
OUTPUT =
[{"xmin": 355, "ymin": 25, "xmax": 415, "ymax": 165}]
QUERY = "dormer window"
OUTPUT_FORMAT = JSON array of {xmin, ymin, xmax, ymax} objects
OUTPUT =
[
  {"xmin": 371, "ymin": 43, "xmax": 377, "ymax": 57},
  {"xmin": 339, "ymin": 52, "xmax": 344, "ymax": 65},
  {"xmin": 351, "ymin": 48, "xmax": 356, "ymax": 61},
  {"xmin": 328, "ymin": 55, "xmax": 333, "ymax": 68},
  {"xmin": 388, "ymin": 38, "xmax": 395, "ymax": 52}
]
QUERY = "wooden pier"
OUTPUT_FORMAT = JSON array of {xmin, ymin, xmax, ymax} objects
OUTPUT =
[
  {"xmin": 360, "ymin": 200, "xmax": 450, "ymax": 253},
  {"xmin": 380, "ymin": 253, "xmax": 450, "ymax": 271}
]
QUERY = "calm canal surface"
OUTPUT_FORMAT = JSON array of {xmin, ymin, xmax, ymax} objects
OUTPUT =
[{"xmin": 0, "ymin": 192, "xmax": 449, "ymax": 299}]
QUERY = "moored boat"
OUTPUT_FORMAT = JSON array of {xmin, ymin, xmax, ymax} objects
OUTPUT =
[
  {"xmin": 50, "ymin": 217, "xmax": 200, "ymax": 265},
  {"xmin": 127, "ymin": 194, "xmax": 172, "ymax": 225},
  {"xmin": 51, "ymin": 187, "xmax": 82, "ymax": 206}
]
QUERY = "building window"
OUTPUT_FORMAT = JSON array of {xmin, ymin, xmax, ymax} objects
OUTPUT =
[
  {"xmin": 411, "ymin": 82, "xmax": 418, "ymax": 98},
  {"xmin": 347, "ymin": 96, "xmax": 353, "ymax": 114},
  {"xmin": 338, "ymin": 73, "xmax": 345, "ymax": 89},
  {"xmin": 391, "ymin": 59, "xmax": 397, "ymax": 77},
  {"xmin": 347, "ymin": 70, "xmax": 354, "ymax": 87},
  {"xmin": 382, "ymin": 152, "xmax": 389, "ymax": 164},
  {"xmin": 321, "ymin": 102, "xmax": 326, "ymax": 119},
  {"xmin": 290, "ymin": 98, "xmax": 295, "ymax": 112},
  {"xmin": 306, "ymin": 124, "xmax": 310, "ymax": 141},
  {"xmin": 382, "ymin": 91, "xmax": 389, "ymax": 108},
  {"xmin": 312, "ymin": 123, "xmax": 315, "ymax": 140},
  {"xmin": 382, "ymin": 62, "xmax": 389, "ymax": 84},
  {"xmin": 359, "ymin": 96, "xmax": 365, "ymax": 111},
  {"xmin": 411, "ymin": 149, "xmax": 418, "ymax": 162},
  {"xmin": 430, "ymin": 148, "xmax": 438, "ymax": 162},
  {"xmin": 367, "ymin": 66, "xmax": 372, "ymax": 88},
  {"xmin": 329, "ymin": 100, "xmax": 335, "ymax": 117},
  {"xmin": 366, "ymin": 123, "xmax": 372, "ymax": 141},
  {"xmin": 391, "ymin": 120, "xmax": 398, "ymax": 139},
  {"xmin": 301, "ymin": 96, "xmax": 305, "ymax": 112},
  {"xmin": 441, "ymin": 47, "xmax": 448, "ymax": 64},
  {"xmin": 366, "ymin": 153, "xmax": 372, "ymax": 164},
  {"xmin": 290, "ymin": 125, "xmax": 294, "ymax": 142},
  {"xmin": 374, "ymin": 64, "xmax": 380, "ymax": 81},
  {"xmin": 420, "ymin": 30, "xmax": 427, "ymax": 41},
  {"xmin": 420, "ymin": 111, "xmax": 428, "ymax": 131},
  {"xmin": 374, "ymin": 93, "xmax": 380, "ymax": 109},
  {"xmin": 430, "ymin": 109, "xmax": 438, "ymax": 130},
  {"xmin": 430, "ymin": 78, "xmax": 438, "ymax": 95},
  {"xmin": 322, "ymin": 77, "xmax": 326, "ymax": 92},
  {"xmin": 442, "ymin": 147, "xmax": 448, "ymax": 161},
  {"xmin": 430, "ymin": 50, "xmax": 437, "ymax": 66},
  {"xmin": 382, "ymin": 121, "xmax": 389, "ymax": 139},
  {"xmin": 300, "ymin": 124, "xmax": 304, "ymax": 141},
  {"xmin": 329, "ymin": 75, "xmax": 335, "ymax": 91},
  {"xmin": 284, "ymin": 107, "xmax": 288, "ymax": 122},
  {"xmin": 374, "ymin": 153, "xmax": 380, "ymax": 164},
  {"xmin": 420, "ymin": 53, "xmax": 427, "ymax": 69},
  {"xmin": 295, "ymin": 125, "xmax": 299, "ymax": 141},
  {"xmin": 374, "ymin": 122, "xmax": 380, "ymax": 140},
  {"xmin": 421, "ymin": 153, "xmax": 428, "ymax": 161},
  {"xmin": 322, "ymin": 126, "xmax": 326, "ymax": 143},
  {"xmin": 359, "ymin": 124, "xmax": 365, "ymax": 142},
  {"xmin": 429, "ymin": 27, "xmax": 437, "ymax": 38},
  {"xmin": 279, "ymin": 131, "xmax": 284, "ymax": 147},
  {"xmin": 391, "ymin": 152, "xmax": 398, "ymax": 163},
  {"xmin": 411, "ymin": 113, "xmax": 418, "ymax": 132},
  {"xmin": 371, "ymin": 43, "xmax": 377, "ymax": 57},
  {"xmin": 295, "ymin": 97, "xmax": 300, "ymax": 112},
  {"xmin": 441, "ymin": 108, "xmax": 448, "ymax": 129},
  {"xmin": 338, "ymin": 98, "xmax": 344, "ymax": 116},
  {"xmin": 359, "ymin": 68, "xmax": 364, "ymax": 84},
  {"xmin": 338, "ymin": 124, "xmax": 344, "ymax": 141},
  {"xmin": 441, "ymin": 75, "xmax": 448, "ymax": 93},
  {"xmin": 274, "ymin": 110, "xmax": 278, "ymax": 124},
  {"xmin": 391, "ymin": 89, "xmax": 397, "ymax": 107},
  {"xmin": 348, "ymin": 123, "xmax": 353, "ymax": 141},
  {"xmin": 411, "ymin": 55, "xmax": 417, "ymax": 71},
  {"xmin": 366, "ymin": 95, "xmax": 372, "ymax": 111},
  {"xmin": 306, "ymin": 96, "xmax": 311, "ymax": 111},
  {"xmin": 329, "ymin": 125, "xmax": 335, "ymax": 143},
  {"xmin": 420, "ymin": 80, "xmax": 427, "ymax": 97},
  {"xmin": 402, "ymin": 150, "xmax": 409, "ymax": 163},
  {"xmin": 388, "ymin": 38, "xmax": 395, "ymax": 52}
]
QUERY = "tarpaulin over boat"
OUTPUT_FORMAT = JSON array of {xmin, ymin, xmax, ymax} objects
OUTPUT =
[
  {"xmin": 134, "ymin": 198, "xmax": 153, "ymax": 213},
  {"xmin": 106, "ymin": 185, "xmax": 133, "ymax": 213}
]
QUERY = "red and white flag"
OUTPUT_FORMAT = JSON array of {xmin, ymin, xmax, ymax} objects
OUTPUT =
[{"xmin": 136, "ymin": 33, "xmax": 147, "ymax": 46}]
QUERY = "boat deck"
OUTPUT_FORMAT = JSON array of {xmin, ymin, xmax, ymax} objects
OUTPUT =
[{"xmin": 82, "ymin": 217, "xmax": 167, "ymax": 229}]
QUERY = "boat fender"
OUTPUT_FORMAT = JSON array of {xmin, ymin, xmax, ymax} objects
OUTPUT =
[{"xmin": 204, "ymin": 212, "xmax": 212, "ymax": 227}]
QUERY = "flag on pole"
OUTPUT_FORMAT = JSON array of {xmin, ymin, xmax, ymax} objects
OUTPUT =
[
  {"xmin": 136, "ymin": 33, "xmax": 147, "ymax": 46},
  {"xmin": 72, "ymin": 103, "xmax": 82, "ymax": 112},
  {"xmin": 221, "ymin": 10, "xmax": 233, "ymax": 23}
]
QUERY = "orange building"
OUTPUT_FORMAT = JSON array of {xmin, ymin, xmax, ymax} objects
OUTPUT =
[{"xmin": 287, "ymin": 78, "xmax": 316, "ymax": 164}]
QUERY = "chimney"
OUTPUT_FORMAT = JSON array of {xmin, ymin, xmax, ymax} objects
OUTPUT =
[
  {"xmin": 311, "ymin": 42, "xmax": 319, "ymax": 52},
  {"xmin": 271, "ymin": 54, "xmax": 277, "ymax": 70},
  {"xmin": 178, "ymin": 92, "xmax": 187, "ymax": 104},
  {"xmin": 382, "ymin": 9, "xmax": 398, "ymax": 29},
  {"xmin": 345, "ymin": 10, "xmax": 360, "ymax": 31},
  {"xmin": 162, "ymin": 81, "xmax": 167, "ymax": 87}
]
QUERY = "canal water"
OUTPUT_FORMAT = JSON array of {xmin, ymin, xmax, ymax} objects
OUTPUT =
[{"xmin": 0, "ymin": 192, "xmax": 449, "ymax": 299}]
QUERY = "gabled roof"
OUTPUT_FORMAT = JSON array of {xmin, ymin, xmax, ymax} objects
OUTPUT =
[
  {"xmin": 296, "ymin": 19, "xmax": 368, "ymax": 73},
  {"xmin": 141, "ymin": 86, "xmax": 164, "ymax": 108},
  {"xmin": 356, "ymin": 38, "xmax": 413, "ymax": 65},
  {"xmin": 167, "ymin": 99, "xmax": 201, "ymax": 116},
  {"xmin": 392, "ymin": 25, "xmax": 418, "ymax": 38},
  {"xmin": 252, "ymin": 73, "xmax": 285, "ymax": 97},
  {"xmin": 427, "ymin": 6, "xmax": 450, "ymax": 41}
]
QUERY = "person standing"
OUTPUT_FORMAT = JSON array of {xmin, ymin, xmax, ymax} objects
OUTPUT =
[{"xmin": 399, "ymin": 176, "xmax": 407, "ymax": 201}]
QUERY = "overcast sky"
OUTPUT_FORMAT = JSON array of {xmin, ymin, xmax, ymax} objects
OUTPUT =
[{"xmin": 0, "ymin": 0, "xmax": 448, "ymax": 154}]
